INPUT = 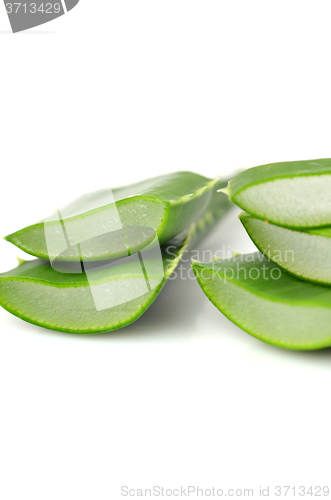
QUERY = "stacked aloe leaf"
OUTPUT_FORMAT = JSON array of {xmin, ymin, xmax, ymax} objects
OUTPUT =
[
  {"xmin": 0, "ymin": 172, "xmax": 232, "ymax": 333},
  {"xmin": 193, "ymin": 159, "xmax": 331, "ymax": 350}
]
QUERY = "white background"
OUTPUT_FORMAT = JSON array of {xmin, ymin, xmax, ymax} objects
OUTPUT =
[{"xmin": 1, "ymin": 2, "xmax": 331, "ymax": 499}]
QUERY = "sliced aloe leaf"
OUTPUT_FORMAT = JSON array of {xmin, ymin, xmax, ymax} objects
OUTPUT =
[
  {"xmin": 0, "ymin": 182, "xmax": 232, "ymax": 334},
  {"xmin": 222, "ymin": 158, "xmax": 331, "ymax": 228},
  {"xmin": 5, "ymin": 172, "xmax": 218, "ymax": 262},
  {"xmin": 192, "ymin": 252, "xmax": 331, "ymax": 350},
  {"xmin": 240, "ymin": 212, "xmax": 331, "ymax": 285}
]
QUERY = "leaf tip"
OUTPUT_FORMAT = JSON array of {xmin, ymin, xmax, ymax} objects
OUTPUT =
[
  {"xmin": 16, "ymin": 257, "xmax": 27, "ymax": 266},
  {"xmin": 217, "ymin": 187, "xmax": 230, "ymax": 197},
  {"xmin": 232, "ymin": 250, "xmax": 241, "ymax": 257}
]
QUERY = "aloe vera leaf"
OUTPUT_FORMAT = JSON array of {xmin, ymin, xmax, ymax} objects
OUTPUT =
[
  {"xmin": 0, "ymin": 182, "xmax": 232, "ymax": 334},
  {"xmin": 222, "ymin": 158, "xmax": 331, "ymax": 228},
  {"xmin": 192, "ymin": 252, "xmax": 331, "ymax": 350},
  {"xmin": 5, "ymin": 172, "xmax": 218, "ymax": 262},
  {"xmin": 240, "ymin": 212, "xmax": 331, "ymax": 285}
]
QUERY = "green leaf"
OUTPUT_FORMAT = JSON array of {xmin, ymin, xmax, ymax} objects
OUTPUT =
[
  {"xmin": 240, "ymin": 212, "xmax": 331, "ymax": 286},
  {"xmin": 192, "ymin": 252, "xmax": 331, "ymax": 350},
  {"xmin": 5, "ymin": 172, "xmax": 218, "ymax": 262},
  {"xmin": 223, "ymin": 158, "xmax": 331, "ymax": 228},
  {"xmin": 0, "ymin": 181, "xmax": 232, "ymax": 334}
]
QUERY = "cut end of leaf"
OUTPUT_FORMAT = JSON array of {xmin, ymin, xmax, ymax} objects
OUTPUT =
[
  {"xmin": 240, "ymin": 212, "xmax": 331, "ymax": 285},
  {"xmin": 232, "ymin": 163, "xmax": 331, "ymax": 228},
  {"xmin": 193, "ymin": 252, "xmax": 331, "ymax": 350}
]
